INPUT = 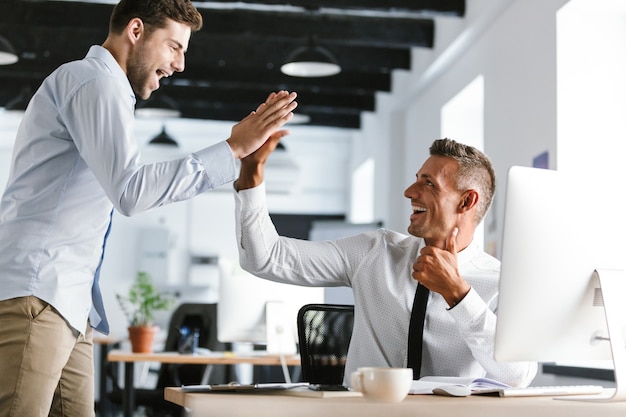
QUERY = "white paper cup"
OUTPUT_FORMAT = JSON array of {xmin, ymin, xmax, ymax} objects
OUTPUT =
[{"xmin": 350, "ymin": 367, "xmax": 413, "ymax": 402}]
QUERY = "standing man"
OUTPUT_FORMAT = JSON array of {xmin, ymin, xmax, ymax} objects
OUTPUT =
[
  {"xmin": 0, "ymin": 1, "xmax": 297, "ymax": 416},
  {"xmin": 233, "ymin": 136, "xmax": 537, "ymax": 388}
]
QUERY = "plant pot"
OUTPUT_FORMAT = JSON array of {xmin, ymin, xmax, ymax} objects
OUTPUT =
[{"xmin": 128, "ymin": 325, "xmax": 158, "ymax": 353}]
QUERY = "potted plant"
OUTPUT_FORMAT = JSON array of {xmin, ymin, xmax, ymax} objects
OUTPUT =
[{"xmin": 116, "ymin": 271, "xmax": 174, "ymax": 353}]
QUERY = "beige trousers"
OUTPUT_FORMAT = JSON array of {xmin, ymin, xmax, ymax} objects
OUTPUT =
[{"xmin": 0, "ymin": 296, "xmax": 95, "ymax": 417}]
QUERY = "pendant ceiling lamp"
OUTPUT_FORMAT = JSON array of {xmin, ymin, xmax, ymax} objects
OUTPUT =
[
  {"xmin": 281, "ymin": 37, "xmax": 341, "ymax": 78},
  {"xmin": 287, "ymin": 113, "xmax": 311, "ymax": 125},
  {"xmin": 135, "ymin": 92, "xmax": 181, "ymax": 119},
  {"xmin": 0, "ymin": 35, "xmax": 18, "ymax": 65},
  {"xmin": 148, "ymin": 125, "xmax": 178, "ymax": 147}
]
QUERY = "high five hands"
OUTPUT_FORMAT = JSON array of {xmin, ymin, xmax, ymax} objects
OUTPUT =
[
  {"xmin": 235, "ymin": 119, "xmax": 288, "ymax": 191},
  {"xmin": 412, "ymin": 227, "xmax": 472, "ymax": 308},
  {"xmin": 227, "ymin": 90, "xmax": 298, "ymax": 159}
]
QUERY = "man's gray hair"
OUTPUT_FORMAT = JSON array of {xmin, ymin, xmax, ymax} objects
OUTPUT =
[{"xmin": 429, "ymin": 138, "xmax": 496, "ymax": 225}]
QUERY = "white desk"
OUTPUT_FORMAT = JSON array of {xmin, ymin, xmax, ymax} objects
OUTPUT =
[
  {"xmin": 108, "ymin": 349, "xmax": 300, "ymax": 417},
  {"xmin": 165, "ymin": 387, "xmax": 626, "ymax": 417}
]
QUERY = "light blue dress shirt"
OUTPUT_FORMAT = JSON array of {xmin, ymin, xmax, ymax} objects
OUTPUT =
[{"xmin": 0, "ymin": 45, "xmax": 237, "ymax": 334}]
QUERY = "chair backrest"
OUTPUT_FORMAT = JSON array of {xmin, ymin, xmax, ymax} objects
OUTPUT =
[
  {"xmin": 156, "ymin": 303, "xmax": 229, "ymax": 387},
  {"xmin": 107, "ymin": 303, "xmax": 231, "ymax": 415},
  {"xmin": 297, "ymin": 303, "xmax": 355, "ymax": 385}
]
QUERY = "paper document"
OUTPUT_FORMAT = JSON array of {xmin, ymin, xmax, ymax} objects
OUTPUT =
[
  {"xmin": 181, "ymin": 382, "xmax": 309, "ymax": 393},
  {"xmin": 410, "ymin": 376, "xmax": 510, "ymax": 395}
]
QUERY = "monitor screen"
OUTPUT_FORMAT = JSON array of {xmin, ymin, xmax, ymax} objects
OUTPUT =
[
  {"xmin": 494, "ymin": 166, "xmax": 626, "ymax": 365},
  {"xmin": 217, "ymin": 259, "xmax": 325, "ymax": 353}
]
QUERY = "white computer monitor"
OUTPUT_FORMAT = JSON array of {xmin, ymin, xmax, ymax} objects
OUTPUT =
[
  {"xmin": 217, "ymin": 259, "xmax": 325, "ymax": 354},
  {"xmin": 494, "ymin": 166, "xmax": 626, "ymax": 401}
]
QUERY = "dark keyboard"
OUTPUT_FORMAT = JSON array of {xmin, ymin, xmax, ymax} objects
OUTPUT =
[{"xmin": 308, "ymin": 384, "xmax": 350, "ymax": 392}]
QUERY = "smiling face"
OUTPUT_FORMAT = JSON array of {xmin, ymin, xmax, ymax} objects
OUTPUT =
[
  {"xmin": 126, "ymin": 18, "xmax": 190, "ymax": 100},
  {"xmin": 404, "ymin": 155, "xmax": 464, "ymax": 247}
]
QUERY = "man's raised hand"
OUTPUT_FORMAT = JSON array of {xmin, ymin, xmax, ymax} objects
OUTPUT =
[{"xmin": 227, "ymin": 91, "xmax": 298, "ymax": 159}]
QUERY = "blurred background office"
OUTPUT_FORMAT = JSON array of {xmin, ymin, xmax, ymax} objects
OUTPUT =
[{"xmin": 1, "ymin": 0, "xmax": 625, "ymax": 400}]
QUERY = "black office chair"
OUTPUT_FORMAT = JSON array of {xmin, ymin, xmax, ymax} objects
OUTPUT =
[
  {"xmin": 108, "ymin": 303, "xmax": 232, "ymax": 417},
  {"xmin": 296, "ymin": 303, "xmax": 354, "ymax": 387}
]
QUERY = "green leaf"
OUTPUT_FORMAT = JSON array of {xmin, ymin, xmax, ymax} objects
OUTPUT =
[{"xmin": 116, "ymin": 271, "xmax": 174, "ymax": 326}]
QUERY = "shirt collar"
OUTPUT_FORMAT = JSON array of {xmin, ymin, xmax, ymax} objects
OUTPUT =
[
  {"xmin": 85, "ymin": 45, "xmax": 135, "ymax": 104},
  {"xmin": 456, "ymin": 239, "xmax": 480, "ymax": 266},
  {"xmin": 415, "ymin": 236, "xmax": 481, "ymax": 267}
]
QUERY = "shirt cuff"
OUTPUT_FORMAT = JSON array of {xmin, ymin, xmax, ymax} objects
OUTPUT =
[
  {"xmin": 235, "ymin": 181, "xmax": 267, "ymax": 207},
  {"xmin": 446, "ymin": 287, "xmax": 483, "ymax": 321},
  {"xmin": 194, "ymin": 141, "xmax": 238, "ymax": 188}
]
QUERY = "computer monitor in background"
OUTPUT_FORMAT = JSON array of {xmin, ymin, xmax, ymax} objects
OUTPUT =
[
  {"xmin": 217, "ymin": 259, "xmax": 324, "ymax": 355},
  {"xmin": 494, "ymin": 166, "xmax": 626, "ymax": 401}
]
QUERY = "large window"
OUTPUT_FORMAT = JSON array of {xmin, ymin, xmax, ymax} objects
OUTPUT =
[
  {"xmin": 551, "ymin": 0, "xmax": 626, "ymax": 372},
  {"xmin": 557, "ymin": 0, "xmax": 625, "ymax": 250},
  {"xmin": 440, "ymin": 75, "xmax": 486, "ymax": 251}
]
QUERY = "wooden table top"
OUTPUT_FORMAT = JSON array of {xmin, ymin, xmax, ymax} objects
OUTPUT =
[{"xmin": 107, "ymin": 349, "xmax": 301, "ymax": 366}]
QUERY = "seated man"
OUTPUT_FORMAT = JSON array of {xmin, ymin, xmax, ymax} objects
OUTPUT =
[{"xmin": 233, "ymin": 135, "xmax": 537, "ymax": 387}]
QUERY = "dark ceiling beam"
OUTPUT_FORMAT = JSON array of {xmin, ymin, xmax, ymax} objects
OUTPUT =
[
  {"xmin": 176, "ymin": 77, "xmax": 371, "ymax": 129},
  {"xmin": 0, "ymin": 27, "xmax": 412, "ymax": 75},
  {"xmin": 0, "ymin": 67, "xmax": 393, "ymax": 97},
  {"xmin": 178, "ymin": 69, "xmax": 392, "ymax": 93},
  {"xmin": 175, "ymin": 102, "xmax": 362, "ymax": 129},
  {"xmin": 184, "ymin": 37, "xmax": 411, "ymax": 73},
  {"xmin": 196, "ymin": 10, "xmax": 434, "ymax": 49},
  {"xmin": 195, "ymin": 0, "xmax": 465, "ymax": 17},
  {"xmin": 0, "ymin": 2, "xmax": 111, "ymax": 33},
  {"xmin": 164, "ymin": 84, "xmax": 375, "ymax": 111},
  {"xmin": 0, "ymin": 3, "xmax": 434, "ymax": 50}
]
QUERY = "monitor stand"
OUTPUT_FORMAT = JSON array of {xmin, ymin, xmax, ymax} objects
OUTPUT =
[
  {"xmin": 265, "ymin": 301, "xmax": 297, "ymax": 355},
  {"xmin": 264, "ymin": 301, "xmax": 297, "ymax": 384},
  {"xmin": 559, "ymin": 268, "xmax": 626, "ymax": 402}
]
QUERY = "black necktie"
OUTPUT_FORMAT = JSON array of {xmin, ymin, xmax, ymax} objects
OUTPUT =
[{"xmin": 407, "ymin": 283, "xmax": 429, "ymax": 378}]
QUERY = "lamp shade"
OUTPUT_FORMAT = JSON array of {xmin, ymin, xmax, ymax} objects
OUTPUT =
[
  {"xmin": 0, "ymin": 35, "xmax": 18, "ymax": 65},
  {"xmin": 281, "ymin": 45, "xmax": 341, "ymax": 77},
  {"xmin": 287, "ymin": 113, "xmax": 311, "ymax": 125},
  {"xmin": 148, "ymin": 125, "xmax": 178, "ymax": 147},
  {"xmin": 136, "ymin": 93, "xmax": 181, "ymax": 119}
]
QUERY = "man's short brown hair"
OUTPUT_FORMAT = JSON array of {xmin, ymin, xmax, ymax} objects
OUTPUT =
[{"xmin": 109, "ymin": 0, "xmax": 203, "ymax": 35}]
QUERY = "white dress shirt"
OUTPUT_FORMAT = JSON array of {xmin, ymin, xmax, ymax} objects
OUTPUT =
[
  {"xmin": 0, "ymin": 45, "xmax": 237, "ymax": 334},
  {"xmin": 235, "ymin": 183, "xmax": 537, "ymax": 387}
]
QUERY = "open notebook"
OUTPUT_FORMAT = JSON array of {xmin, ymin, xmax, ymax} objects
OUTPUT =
[
  {"xmin": 181, "ymin": 382, "xmax": 309, "ymax": 392},
  {"xmin": 410, "ymin": 376, "xmax": 604, "ymax": 398},
  {"xmin": 181, "ymin": 382, "xmax": 361, "ymax": 398},
  {"xmin": 410, "ymin": 376, "xmax": 509, "ymax": 395}
]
